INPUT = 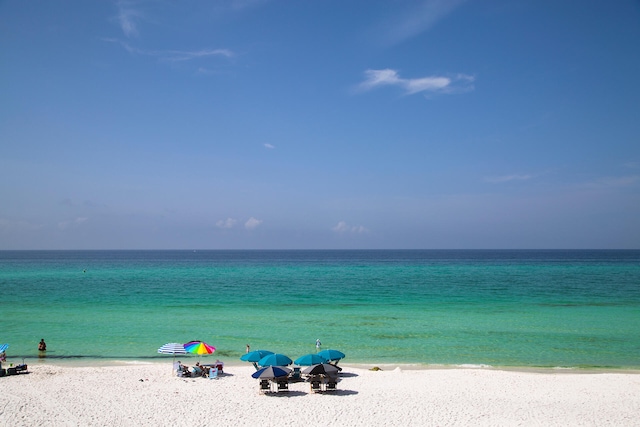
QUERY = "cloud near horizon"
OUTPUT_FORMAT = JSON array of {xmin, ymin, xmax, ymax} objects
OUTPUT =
[
  {"xmin": 216, "ymin": 217, "xmax": 263, "ymax": 230},
  {"xmin": 359, "ymin": 69, "xmax": 474, "ymax": 96},
  {"xmin": 332, "ymin": 221, "xmax": 369, "ymax": 234},
  {"xmin": 587, "ymin": 175, "xmax": 640, "ymax": 189},
  {"xmin": 216, "ymin": 218, "xmax": 237, "ymax": 229},
  {"xmin": 0, "ymin": 218, "xmax": 43, "ymax": 233},
  {"xmin": 58, "ymin": 217, "xmax": 89, "ymax": 230},
  {"xmin": 245, "ymin": 217, "xmax": 263, "ymax": 230}
]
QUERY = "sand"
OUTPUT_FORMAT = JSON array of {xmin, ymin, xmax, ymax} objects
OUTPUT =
[{"xmin": 1, "ymin": 363, "xmax": 639, "ymax": 426}]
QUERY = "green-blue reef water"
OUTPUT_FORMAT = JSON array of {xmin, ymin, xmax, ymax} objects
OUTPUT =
[{"xmin": 1, "ymin": 250, "xmax": 639, "ymax": 369}]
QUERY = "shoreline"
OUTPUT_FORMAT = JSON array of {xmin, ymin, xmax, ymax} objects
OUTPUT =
[
  {"xmin": 2, "ymin": 363, "xmax": 639, "ymax": 426},
  {"xmin": 10, "ymin": 357, "xmax": 640, "ymax": 374}
]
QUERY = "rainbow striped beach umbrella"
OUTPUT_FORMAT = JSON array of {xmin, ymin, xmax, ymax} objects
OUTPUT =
[{"xmin": 184, "ymin": 341, "xmax": 216, "ymax": 355}]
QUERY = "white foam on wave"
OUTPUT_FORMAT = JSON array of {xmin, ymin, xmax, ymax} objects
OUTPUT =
[{"xmin": 455, "ymin": 364, "xmax": 493, "ymax": 369}]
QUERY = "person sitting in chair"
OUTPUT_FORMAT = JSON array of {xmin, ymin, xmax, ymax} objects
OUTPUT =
[
  {"xmin": 176, "ymin": 361, "xmax": 190, "ymax": 377},
  {"xmin": 192, "ymin": 362, "xmax": 204, "ymax": 377}
]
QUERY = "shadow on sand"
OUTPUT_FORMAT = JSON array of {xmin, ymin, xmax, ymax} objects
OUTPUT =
[
  {"xmin": 338, "ymin": 372, "xmax": 359, "ymax": 378},
  {"xmin": 263, "ymin": 391, "xmax": 307, "ymax": 397}
]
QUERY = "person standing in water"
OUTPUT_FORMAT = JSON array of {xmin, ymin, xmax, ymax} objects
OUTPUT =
[
  {"xmin": 316, "ymin": 338, "xmax": 321, "ymax": 352},
  {"xmin": 38, "ymin": 339, "xmax": 47, "ymax": 351}
]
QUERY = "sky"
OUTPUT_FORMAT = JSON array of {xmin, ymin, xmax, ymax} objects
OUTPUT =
[{"xmin": 1, "ymin": 0, "xmax": 639, "ymax": 250}]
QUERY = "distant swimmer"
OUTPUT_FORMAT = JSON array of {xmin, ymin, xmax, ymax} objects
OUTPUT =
[{"xmin": 38, "ymin": 339, "xmax": 47, "ymax": 351}]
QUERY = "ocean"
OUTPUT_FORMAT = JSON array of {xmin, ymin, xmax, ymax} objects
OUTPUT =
[{"xmin": 1, "ymin": 250, "xmax": 639, "ymax": 369}]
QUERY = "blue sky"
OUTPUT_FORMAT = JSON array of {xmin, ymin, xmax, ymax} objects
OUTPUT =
[{"xmin": 1, "ymin": 0, "xmax": 639, "ymax": 249}]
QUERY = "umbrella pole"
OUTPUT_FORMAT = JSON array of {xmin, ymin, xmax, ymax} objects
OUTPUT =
[{"xmin": 252, "ymin": 362, "xmax": 258, "ymax": 370}]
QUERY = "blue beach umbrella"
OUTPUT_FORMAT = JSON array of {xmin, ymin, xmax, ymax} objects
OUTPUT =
[
  {"xmin": 258, "ymin": 353, "xmax": 293, "ymax": 367},
  {"xmin": 294, "ymin": 353, "xmax": 327, "ymax": 366},
  {"xmin": 317, "ymin": 349, "xmax": 345, "ymax": 363},
  {"xmin": 251, "ymin": 365, "xmax": 292, "ymax": 379},
  {"xmin": 240, "ymin": 350, "xmax": 274, "ymax": 362},
  {"xmin": 241, "ymin": 350, "xmax": 274, "ymax": 370}
]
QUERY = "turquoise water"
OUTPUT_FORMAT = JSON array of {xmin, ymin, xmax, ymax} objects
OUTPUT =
[{"xmin": 1, "ymin": 250, "xmax": 639, "ymax": 368}]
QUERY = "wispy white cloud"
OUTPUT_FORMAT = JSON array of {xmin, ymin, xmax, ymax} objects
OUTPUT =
[
  {"xmin": 623, "ymin": 161, "xmax": 640, "ymax": 169},
  {"xmin": 58, "ymin": 217, "xmax": 89, "ymax": 230},
  {"xmin": 103, "ymin": 38, "xmax": 234, "ymax": 62},
  {"xmin": 264, "ymin": 143, "xmax": 275, "ymax": 149},
  {"xmin": 60, "ymin": 198, "xmax": 108, "ymax": 209},
  {"xmin": 586, "ymin": 175, "xmax": 640, "ymax": 189},
  {"xmin": 382, "ymin": 0, "xmax": 467, "ymax": 45},
  {"xmin": 358, "ymin": 69, "xmax": 474, "ymax": 96},
  {"xmin": 216, "ymin": 218, "xmax": 237, "ymax": 229},
  {"xmin": 245, "ymin": 217, "xmax": 263, "ymax": 230},
  {"xmin": 162, "ymin": 49, "xmax": 234, "ymax": 62},
  {"xmin": 0, "ymin": 218, "xmax": 43, "ymax": 232},
  {"xmin": 332, "ymin": 221, "xmax": 369, "ymax": 234},
  {"xmin": 115, "ymin": 1, "xmax": 142, "ymax": 38},
  {"xmin": 108, "ymin": 3, "xmax": 233, "ymax": 62},
  {"xmin": 487, "ymin": 172, "xmax": 640, "ymax": 189},
  {"xmin": 217, "ymin": 217, "xmax": 265, "ymax": 230},
  {"xmin": 231, "ymin": 0, "xmax": 271, "ymax": 10},
  {"xmin": 485, "ymin": 174, "xmax": 533, "ymax": 183}
]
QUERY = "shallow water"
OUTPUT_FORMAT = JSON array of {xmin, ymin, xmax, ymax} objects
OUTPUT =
[{"xmin": 1, "ymin": 250, "xmax": 639, "ymax": 368}]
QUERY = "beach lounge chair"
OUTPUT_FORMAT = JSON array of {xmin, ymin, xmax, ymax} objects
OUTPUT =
[
  {"xmin": 277, "ymin": 379, "xmax": 289, "ymax": 392},
  {"xmin": 290, "ymin": 367, "xmax": 301, "ymax": 381},
  {"xmin": 173, "ymin": 361, "xmax": 183, "ymax": 376},
  {"xmin": 7, "ymin": 364, "xmax": 27, "ymax": 375},
  {"xmin": 192, "ymin": 366, "xmax": 204, "ymax": 377},
  {"xmin": 209, "ymin": 367, "xmax": 218, "ymax": 380},
  {"xmin": 259, "ymin": 379, "xmax": 271, "ymax": 393},
  {"xmin": 310, "ymin": 376, "xmax": 322, "ymax": 393},
  {"xmin": 326, "ymin": 378, "xmax": 337, "ymax": 391}
]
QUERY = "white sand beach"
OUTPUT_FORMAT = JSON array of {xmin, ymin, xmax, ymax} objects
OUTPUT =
[{"xmin": 1, "ymin": 363, "xmax": 639, "ymax": 426}]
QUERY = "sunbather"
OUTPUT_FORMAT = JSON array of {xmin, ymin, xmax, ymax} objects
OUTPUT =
[
  {"xmin": 176, "ymin": 361, "xmax": 190, "ymax": 377},
  {"xmin": 192, "ymin": 363, "xmax": 204, "ymax": 377}
]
